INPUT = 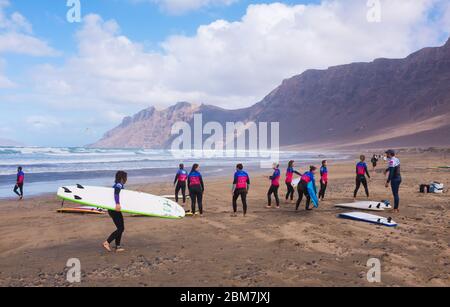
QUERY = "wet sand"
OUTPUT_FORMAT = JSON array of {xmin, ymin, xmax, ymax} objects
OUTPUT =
[{"xmin": 0, "ymin": 150, "xmax": 449, "ymax": 287}]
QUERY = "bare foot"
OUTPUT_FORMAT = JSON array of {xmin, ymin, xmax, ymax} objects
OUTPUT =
[
  {"xmin": 266, "ymin": 205, "xmax": 272, "ymax": 209},
  {"xmin": 102, "ymin": 241, "xmax": 112, "ymax": 252},
  {"xmin": 115, "ymin": 246, "xmax": 125, "ymax": 253}
]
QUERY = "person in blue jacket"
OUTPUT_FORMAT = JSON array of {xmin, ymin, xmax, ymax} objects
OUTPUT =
[
  {"xmin": 354, "ymin": 155, "xmax": 371, "ymax": 199},
  {"xmin": 232, "ymin": 164, "xmax": 250, "ymax": 217},
  {"xmin": 188, "ymin": 164, "xmax": 205, "ymax": 216},
  {"xmin": 174, "ymin": 164, "xmax": 188, "ymax": 204},
  {"xmin": 295, "ymin": 166, "xmax": 317, "ymax": 211},
  {"xmin": 266, "ymin": 163, "xmax": 281, "ymax": 208}
]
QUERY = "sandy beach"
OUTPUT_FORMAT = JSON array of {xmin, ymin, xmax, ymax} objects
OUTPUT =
[{"xmin": 0, "ymin": 149, "xmax": 449, "ymax": 287}]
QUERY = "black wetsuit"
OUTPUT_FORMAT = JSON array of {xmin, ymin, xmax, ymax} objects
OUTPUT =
[
  {"xmin": 232, "ymin": 170, "xmax": 250, "ymax": 215},
  {"xmin": 13, "ymin": 171, "xmax": 24, "ymax": 197},
  {"xmin": 174, "ymin": 169, "xmax": 188, "ymax": 203},
  {"xmin": 386, "ymin": 157, "xmax": 402, "ymax": 209},
  {"xmin": 354, "ymin": 162, "xmax": 370, "ymax": 198},
  {"xmin": 188, "ymin": 171, "xmax": 204, "ymax": 214},
  {"xmin": 107, "ymin": 183, "xmax": 125, "ymax": 247}
]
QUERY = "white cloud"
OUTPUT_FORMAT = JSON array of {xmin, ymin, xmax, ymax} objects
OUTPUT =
[{"xmin": 28, "ymin": 0, "xmax": 450, "ymax": 112}]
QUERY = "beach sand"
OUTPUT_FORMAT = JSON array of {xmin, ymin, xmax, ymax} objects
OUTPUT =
[{"xmin": 0, "ymin": 150, "xmax": 449, "ymax": 287}]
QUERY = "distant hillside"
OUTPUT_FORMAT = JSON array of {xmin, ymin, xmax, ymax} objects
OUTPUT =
[{"xmin": 91, "ymin": 38, "xmax": 450, "ymax": 149}]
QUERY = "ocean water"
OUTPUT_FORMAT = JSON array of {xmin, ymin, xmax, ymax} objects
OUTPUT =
[{"xmin": 0, "ymin": 147, "xmax": 347, "ymax": 198}]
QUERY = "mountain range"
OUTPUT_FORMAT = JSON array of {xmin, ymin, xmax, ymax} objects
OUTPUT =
[{"xmin": 91, "ymin": 38, "xmax": 450, "ymax": 149}]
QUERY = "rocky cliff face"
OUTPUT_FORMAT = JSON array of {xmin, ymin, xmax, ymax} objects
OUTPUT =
[{"xmin": 91, "ymin": 39, "xmax": 450, "ymax": 149}]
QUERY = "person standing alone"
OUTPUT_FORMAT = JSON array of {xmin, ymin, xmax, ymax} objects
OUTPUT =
[{"xmin": 13, "ymin": 167, "xmax": 25, "ymax": 200}]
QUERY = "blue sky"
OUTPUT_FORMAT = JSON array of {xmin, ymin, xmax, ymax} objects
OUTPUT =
[{"xmin": 0, "ymin": 0, "xmax": 449, "ymax": 147}]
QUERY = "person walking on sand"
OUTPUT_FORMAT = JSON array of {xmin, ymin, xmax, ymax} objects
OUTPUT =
[
  {"xmin": 318, "ymin": 160, "xmax": 328, "ymax": 201},
  {"xmin": 266, "ymin": 163, "xmax": 281, "ymax": 209},
  {"xmin": 354, "ymin": 155, "xmax": 371, "ymax": 200},
  {"xmin": 174, "ymin": 163, "xmax": 188, "ymax": 206},
  {"xmin": 285, "ymin": 160, "xmax": 302, "ymax": 203},
  {"xmin": 103, "ymin": 171, "xmax": 127, "ymax": 253},
  {"xmin": 371, "ymin": 154, "xmax": 379, "ymax": 171},
  {"xmin": 296, "ymin": 166, "xmax": 317, "ymax": 211},
  {"xmin": 188, "ymin": 164, "xmax": 205, "ymax": 217},
  {"xmin": 231, "ymin": 164, "xmax": 250, "ymax": 217},
  {"xmin": 13, "ymin": 166, "xmax": 25, "ymax": 200},
  {"xmin": 384, "ymin": 150, "xmax": 402, "ymax": 213}
]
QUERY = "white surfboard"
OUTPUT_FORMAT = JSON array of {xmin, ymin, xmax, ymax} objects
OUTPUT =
[
  {"xmin": 338, "ymin": 212, "xmax": 397, "ymax": 227},
  {"xmin": 335, "ymin": 201, "xmax": 392, "ymax": 211},
  {"xmin": 160, "ymin": 194, "xmax": 190, "ymax": 200},
  {"xmin": 292, "ymin": 177, "xmax": 301, "ymax": 187},
  {"xmin": 57, "ymin": 185, "xmax": 185, "ymax": 219}
]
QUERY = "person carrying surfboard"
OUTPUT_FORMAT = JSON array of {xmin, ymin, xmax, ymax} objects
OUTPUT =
[
  {"xmin": 318, "ymin": 160, "xmax": 328, "ymax": 201},
  {"xmin": 13, "ymin": 166, "xmax": 24, "ymax": 200},
  {"xmin": 384, "ymin": 150, "xmax": 402, "ymax": 213},
  {"xmin": 188, "ymin": 164, "xmax": 205, "ymax": 216},
  {"xmin": 174, "ymin": 164, "xmax": 188, "ymax": 206},
  {"xmin": 371, "ymin": 154, "xmax": 379, "ymax": 171},
  {"xmin": 103, "ymin": 171, "xmax": 127, "ymax": 253},
  {"xmin": 231, "ymin": 164, "xmax": 250, "ymax": 217},
  {"xmin": 285, "ymin": 160, "xmax": 302, "ymax": 203},
  {"xmin": 353, "ymin": 155, "xmax": 371, "ymax": 200},
  {"xmin": 295, "ymin": 166, "xmax": 318, "ymax": 211},
  {"xmin": 266, "ymin": 163, "xmax": 281, "ymax": 208}
]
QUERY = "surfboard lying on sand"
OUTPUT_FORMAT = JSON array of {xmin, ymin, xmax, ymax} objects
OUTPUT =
[
  {"xmin": 338, "ymin": 212, "xmax": 397, "ymax": 227},
  {"xmin": 57, "ymin": 206, "xmax": 106, "ymax": 215},
  {"xmin": 160, "ymin": 194, "xmax": 190, "ymax": 200},
  {"xmin": 335, "ymin": 201, "xmax": 392, "ymax": 211},
  {"xmin": 57, "ymin": 185, "xmax": 185, "ymax": 219}
]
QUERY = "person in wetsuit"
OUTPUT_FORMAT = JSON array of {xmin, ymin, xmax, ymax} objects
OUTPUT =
[
  {"xmin": 296, "ymin": 166, "xmax": 317, "ymax": 211},
  {"xmin": 232, "ymin": 164, "xmax": 250, "ymax": 217},
  {"xmin": 318, "ymin": 160, "xmax": 328, "ymax": 201},
  {"xmin": 188, "ymin": 164, "xmax": 205, "ymax": 216},
  {"xmin": 267, "ymin": 163, "xmax": 281, "ymax": 208},
  {"xmin": 384, "ymin": 150, "xmax": 402, "ymax": 213},
  {"xmin": 285, "ymin": 160, "xmax": 302, "ymax": 202},
  {"xmin": 371, "ymin": 154, "xmax": 379, "ymax": 170},
  {"xmin": 354, "ymin": 155, "xmax": 371, "ymax": 199},
  {"xmin": 103, "ymin": 171, "xmax": 127, "ymax": 253},
  {"xmin": 174, "ymin": 164, "xmax": 188, "ymax": 205},
  {"xmin": 13, "ymin": 166, "xmax": 25, "ymax": 200}
]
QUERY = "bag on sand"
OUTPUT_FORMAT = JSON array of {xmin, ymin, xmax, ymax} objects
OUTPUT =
[
  {"xmin": 419, "ymin": 184, "xmax": 430, "ymax": 193},
  {"xmin": 430, "ymin": 182, "xmax": 444, "ymax": 194}
]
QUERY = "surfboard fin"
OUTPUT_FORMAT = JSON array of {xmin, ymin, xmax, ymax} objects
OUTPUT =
[
  {"xmin": 74, "ymin": 195, "xmax": 82, "ymax": 200},
  {"xmin": 376, "ymin": 203, "xmax": 381, "ymax": 209},
  {"xmin": 76, "ymin": 184, "xmax": 85, "ymax": 189},
  {"xmin": 62, "ymin": 187, "xmax": 72, "ymax": 193}
]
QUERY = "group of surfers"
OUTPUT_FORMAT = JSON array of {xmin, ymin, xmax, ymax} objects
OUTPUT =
[
  {"xmin": 11, "ymin": 149, "xmax": 402, "ymax": 253},
  {"xmin": 101, "ymin": 149, "xmax": 401, "ymax": 252}
]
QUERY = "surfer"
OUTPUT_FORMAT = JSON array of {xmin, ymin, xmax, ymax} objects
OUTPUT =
[
  {"xmin": 103, "ymin": 171, "xmax": 127, "ymax": 253},
  {"xmin": 371, "ymin": 154, "xmax": 379, "ymax": 170},
  {"xmin": 295, "ymin": 166, "xmax": 318, "ymax": 211},
  {"xmin": 285, "ymin": 160, "xmax": 302, "ymax": 203},
  {"xmin": 188, "ymin": 164, "xmax": 205, "ymax": 216},
  {"xmin": 266, "ymin": 163, "xmax": 281, "ymax": 208},
  {"xmin": 384, "ymin": 150, "xmax": 402, "ymax": 213},
  {"xmin": 174, "ymin": 164, "xmax": 188, "ymax": 206},
  {"xmin": 13, "ymin": 166, "xmax": 24, "ymax": 200},
  {"xmin": 231, "ymin": 164, "xmax": 250, "ymax": 217},
  {"xmin": 354, "ymin": 155, "xmax": 371, "ymax": 200},
  {"xmin": 318, "ymin": 160, "xmax": 328, "ymax": 201}
]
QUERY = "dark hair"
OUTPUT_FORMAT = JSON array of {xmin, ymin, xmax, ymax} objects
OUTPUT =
[
  {"xmin": 179, "ymin": 163, "xmax": 184, "ymax": 169},
  {"xmin": 191, "ymin": 163, "xmax": 199, "ymax": 173},
  {"xmin": 18, "ymin": 166, "xmax": 22, "ymax": 172},
  {"xmin": 322, "ymin": 160, "xmax": 327, "ymax": 165},
  {"xmin": 288, "ymin": 160, "xmax": 294, "ymax": 168},
  {"xmin": 236, "ymin": 163, "xmax": 243, "ymax": 170},
  {"xmin": 360, "ymin": 155, "xmax": 366, "ymax": 161},
  {"xmin": 115, "ymin": 171, "xmax": 128, "ymax": 184},
  {"xmin": 310, "ymin": 165, "xmax": 317, "ymax": 171}
]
